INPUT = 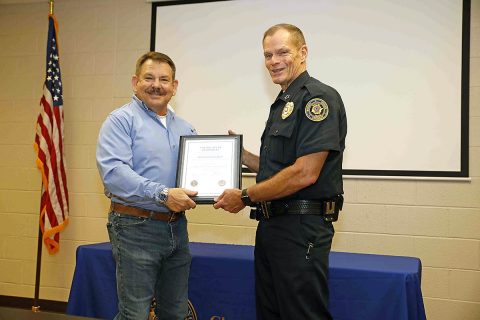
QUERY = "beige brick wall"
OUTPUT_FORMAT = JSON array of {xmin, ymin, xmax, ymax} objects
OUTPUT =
[{"xmin": 0, "ymin": 0, "xmax": 479, "ymax": 319}]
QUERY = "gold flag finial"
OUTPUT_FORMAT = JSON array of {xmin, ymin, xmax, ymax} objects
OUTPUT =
[{"xmin": 49, "ymin": 0, "xmax": 54, "ymax": 15}]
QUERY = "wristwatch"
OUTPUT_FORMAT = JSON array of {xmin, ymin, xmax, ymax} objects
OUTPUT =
[
  {"xmin": 241, "ymin": 188, "xmax": 254, "ymax": 206},
  {"xmin": 156, "ymin": 187, "xmax": 169, "ymax": 204}
]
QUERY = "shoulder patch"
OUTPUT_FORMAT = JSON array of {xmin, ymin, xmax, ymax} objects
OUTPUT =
[{"xmin": 305, "ymin": 98, "xmax": 328, "ymax": 122}]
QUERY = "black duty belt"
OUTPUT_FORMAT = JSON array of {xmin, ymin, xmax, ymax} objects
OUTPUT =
[{"xmin": 251, "ymin": 195, "xmax": 343, "ymax": 222}]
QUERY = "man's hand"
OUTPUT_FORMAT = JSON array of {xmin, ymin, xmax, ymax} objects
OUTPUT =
[
  {"xmin": 213, "ymin": 188, "xmax": 245, "ymax": 213},
  {"xmin": 165, "ymin": 188, "xmax": 197, "ymax": 212}
]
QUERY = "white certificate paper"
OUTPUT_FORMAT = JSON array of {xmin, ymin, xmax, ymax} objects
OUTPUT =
[{"xmin": 176, "ymin": 135, "xmax": 242, "ymax": 203}]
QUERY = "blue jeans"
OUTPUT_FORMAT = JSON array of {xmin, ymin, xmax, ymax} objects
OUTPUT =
[{"xmin": 107, "ymin": 211, "xmax": 191, "ymax": 320}]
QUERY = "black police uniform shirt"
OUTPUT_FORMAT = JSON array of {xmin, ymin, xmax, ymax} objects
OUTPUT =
[{"xmin": 257, "ymin": 71, "xmax": 347, "ymax": 200}]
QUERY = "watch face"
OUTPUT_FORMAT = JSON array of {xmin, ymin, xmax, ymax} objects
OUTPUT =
[{"xmin": 158, "ymin": 188, "xmax": 168, "ymax": 204}]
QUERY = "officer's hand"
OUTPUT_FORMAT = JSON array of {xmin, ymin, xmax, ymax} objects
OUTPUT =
[
  {"xmin": 213, "ymin": 188, "xmax": 245, "ymax": 213},
  {"xmin": 165, "ymin": 188, "xmax": 197, "ymax": 212}
]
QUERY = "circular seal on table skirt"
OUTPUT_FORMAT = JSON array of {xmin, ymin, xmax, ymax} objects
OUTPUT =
[
  {"xmin": 187, "ymin": 300, "xmax": 198, "ymax": 320},
  {"xmin": 149, "ymin": 299, "xmax": 198, "ymax": 320}
]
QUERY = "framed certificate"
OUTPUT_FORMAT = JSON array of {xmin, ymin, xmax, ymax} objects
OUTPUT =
[{"xmin": 176, "ymin": 135, "xmax": 242, "ymax": 204}]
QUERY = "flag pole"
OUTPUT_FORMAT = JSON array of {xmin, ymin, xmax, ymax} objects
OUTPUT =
[
  {"xmin": 32, "ymin": 0, "xmax": 55, "ymax": 312},
  {"xmin": 32, "ymin": 205, "xmax": 43, "ymax": 312}
]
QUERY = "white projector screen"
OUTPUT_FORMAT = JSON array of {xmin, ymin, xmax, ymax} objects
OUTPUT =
[{"xmin": 151, "ymin": 0, "xmax": 469, "ymax": 177}]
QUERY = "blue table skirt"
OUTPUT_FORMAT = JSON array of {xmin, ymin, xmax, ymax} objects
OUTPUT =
[{"xmin": 66, "ymin": 242, "xmax": 426, "ymax": 320}]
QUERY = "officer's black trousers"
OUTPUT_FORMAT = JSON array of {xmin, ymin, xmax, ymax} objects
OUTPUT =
[{"xmin": 255, "ymin": 214, "xmax": 334, "ymax": 320}]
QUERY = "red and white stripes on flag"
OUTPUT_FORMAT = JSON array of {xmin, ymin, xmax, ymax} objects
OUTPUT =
[{"xmin": 34, "ymin": 14, "xmax": 69, "ymax": 254}]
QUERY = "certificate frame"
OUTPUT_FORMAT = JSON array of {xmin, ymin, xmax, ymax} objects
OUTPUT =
[{"xmin": 176, "ymin": 135, "xmax": 242, "ymax": 204}]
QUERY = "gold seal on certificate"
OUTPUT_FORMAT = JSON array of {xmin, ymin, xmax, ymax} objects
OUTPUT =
[{"xmin": 176, "ymin": 135, "xmax": 242, "ymax": 204}]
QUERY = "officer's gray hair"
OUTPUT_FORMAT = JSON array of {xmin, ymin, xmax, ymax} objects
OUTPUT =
[{"xmin": 262, "ymin": 23, "xmax": 306, "ymax": 49}]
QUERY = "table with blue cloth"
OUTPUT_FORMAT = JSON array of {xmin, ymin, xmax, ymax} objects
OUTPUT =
[{"xmin": 66, "ymin": 242, "xmax": 426, "ymax": 320}]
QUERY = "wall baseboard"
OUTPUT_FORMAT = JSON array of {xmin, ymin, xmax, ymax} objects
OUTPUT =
[{"xmin": 0, "ymin": 295, "xmax": 67, "ymax": 313}]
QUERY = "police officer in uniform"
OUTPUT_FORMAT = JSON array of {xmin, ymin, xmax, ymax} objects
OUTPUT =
[{"xmin": 214, "ymin": 23, "xmax": 347, "ymax": 320}]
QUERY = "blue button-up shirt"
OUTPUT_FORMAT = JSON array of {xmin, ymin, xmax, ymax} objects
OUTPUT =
[{"xmin": 96, "ymin": 95, "xmax": 196, "ymax": 212}]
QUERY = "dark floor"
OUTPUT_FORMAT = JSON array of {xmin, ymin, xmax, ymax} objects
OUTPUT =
[{"xmin": 0, "ymin": 307, "xmax": 99, "ymax": 320}]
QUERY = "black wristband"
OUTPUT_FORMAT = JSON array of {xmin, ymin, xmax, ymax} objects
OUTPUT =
[{"xmin": 241, "ymin": 188, "xmax": 253, "ymax": 206}]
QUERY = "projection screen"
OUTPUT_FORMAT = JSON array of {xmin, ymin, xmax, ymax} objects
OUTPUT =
[{"xmin": 151, "ymin": 0, "xmax": 470, "ymax": 178}]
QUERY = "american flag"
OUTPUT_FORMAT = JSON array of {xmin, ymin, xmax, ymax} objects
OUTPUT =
[{"xmin": 34, "ymin": 14, "xmax": 69, "ymax": 254}]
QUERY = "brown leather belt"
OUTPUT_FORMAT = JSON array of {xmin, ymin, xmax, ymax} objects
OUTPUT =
[{"xmin": 110, "ymin": 202, "xmax": 183, "ymax": 222}]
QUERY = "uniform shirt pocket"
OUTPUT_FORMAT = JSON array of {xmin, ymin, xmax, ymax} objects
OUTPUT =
[{"xmin": 266, "ymin": 120, "xmax": 297, "ymax": 165}]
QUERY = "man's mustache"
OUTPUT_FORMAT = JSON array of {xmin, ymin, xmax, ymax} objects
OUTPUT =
[{"xmin": 146, "ymin": 87, "xmax": 165, "ymax": 95}]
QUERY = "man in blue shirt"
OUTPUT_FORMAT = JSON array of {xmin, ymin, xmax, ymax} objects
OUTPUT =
[{"xmin": 96, "ymin": 52, "xmax": 197, "ymax": 320}]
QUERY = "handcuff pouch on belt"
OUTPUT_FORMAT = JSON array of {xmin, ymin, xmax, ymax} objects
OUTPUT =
[{"xmin": 250, "ymin": 195, "xmax": 343, "ymax": 222}]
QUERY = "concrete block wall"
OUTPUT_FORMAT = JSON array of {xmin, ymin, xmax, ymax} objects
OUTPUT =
[{"xmin": 0, "ymin": 0, "xmax": 478, "ymax": 319}]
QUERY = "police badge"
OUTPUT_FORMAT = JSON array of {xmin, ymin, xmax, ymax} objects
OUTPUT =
[
  {"xmin": 305, "ymin": 98, "xmax": 328, "ymax": 122},
  {"xmin": 282, "ymin": 101, "xmax": 294, "ymax": 119}
]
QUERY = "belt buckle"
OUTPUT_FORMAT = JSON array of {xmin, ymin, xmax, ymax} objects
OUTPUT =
[
  {"xmin": 149, "ymin": 210, "xmax": 171, "ymax": 222},
  {"xmin": 148, "ymin": 211, "xmax": 157, "ymax": 220}
]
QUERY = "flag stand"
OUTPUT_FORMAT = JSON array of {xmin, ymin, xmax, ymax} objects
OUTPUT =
[{"xmin": 32, "ymin": 0, "xmax": 55, "ymax": 313}]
